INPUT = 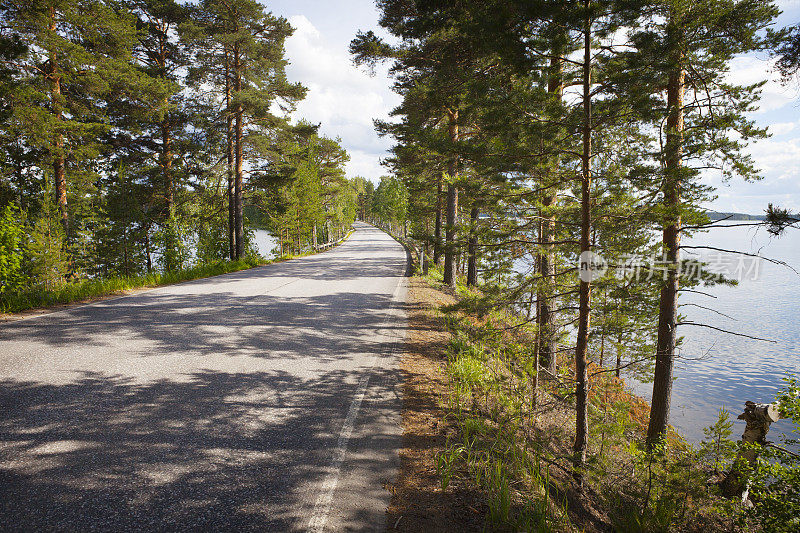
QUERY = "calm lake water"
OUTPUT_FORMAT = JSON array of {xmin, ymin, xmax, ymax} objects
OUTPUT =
[
  {"xmin": 627, "ymin": 225, "xmax": 800, "ymax": 443},
  {"xmin": 252, "ymin": 229, "xmax": 278, "ymax": 259}
]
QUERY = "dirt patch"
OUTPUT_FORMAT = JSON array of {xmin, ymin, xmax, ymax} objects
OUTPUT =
[{"xmin": 386, "ymin": 276, "xmax": 488, "ymax": 532}]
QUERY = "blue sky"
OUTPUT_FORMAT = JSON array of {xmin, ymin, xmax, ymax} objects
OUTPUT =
[{"xmin": 264, "ymin": 0, "xmax": 800, "ymax": 215}]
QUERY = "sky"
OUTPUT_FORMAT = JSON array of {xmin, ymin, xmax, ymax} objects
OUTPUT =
[{"xmin": 264, "ymin": 0, "xmax": 800, "ymax": 215}]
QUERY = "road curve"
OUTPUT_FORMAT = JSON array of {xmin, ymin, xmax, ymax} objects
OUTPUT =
[{"xmin": 0, "ymin": 222, "xmax": 408, "ymax": 532}]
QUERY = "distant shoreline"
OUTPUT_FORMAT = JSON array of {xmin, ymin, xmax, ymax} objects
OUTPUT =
[{"xmin": 706, "ymin": 210, "xmax": 766, "ymax": 221}]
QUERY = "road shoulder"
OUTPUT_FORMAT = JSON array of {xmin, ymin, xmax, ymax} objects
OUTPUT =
[{"xmin": 385, "ymin": 276, "xmax": 487, "ymax": 532}]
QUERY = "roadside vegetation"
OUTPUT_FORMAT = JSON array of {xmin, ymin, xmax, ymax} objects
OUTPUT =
[
  {"xmin": 0, "ymin": 228, "xmax": 353, "ymax": 315},
  {"xmin": 3, "ymin": 219, "xmax": 356, "ymax": 318},
  {"xmin": 0, "ymin": 1, "xmax": 369, "ymax": 313},
  {"xmin": 391, "ymin": 262, "xmax": 799, "ymax": 532},
  {"xmin": 0, "ymin": 255, "xmax": 262, "ymax": 314},
  {"xmin": 356, "ymin": 1, "xmax": 800, "ymax": 530}
]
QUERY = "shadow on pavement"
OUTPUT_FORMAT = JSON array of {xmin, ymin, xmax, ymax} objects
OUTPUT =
[{"xmin": 0, "ymin": 365, "xmax": 404, "ymax": 531}]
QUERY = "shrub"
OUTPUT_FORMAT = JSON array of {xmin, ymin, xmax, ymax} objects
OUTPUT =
[{"xmin": 0, "ymin": 203, "xmax": 26, "ymax": 293}]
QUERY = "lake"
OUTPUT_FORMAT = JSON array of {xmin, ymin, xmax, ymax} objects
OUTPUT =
[
  {"xmin": 253, "ymin": 229, "xmax": 278, "ymax": 259},
  {"xmin": 627, "ymin": 224, "xmax": 800, "ymax": 443}
]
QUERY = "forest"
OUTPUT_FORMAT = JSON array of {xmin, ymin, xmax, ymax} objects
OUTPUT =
[
  {"xmin": 0, "ymin": 0, "xmax": 364, "ymax": 312},
  {"xmin": 353, "ymin": 0, "xmax": 800, "ymax": 530}
]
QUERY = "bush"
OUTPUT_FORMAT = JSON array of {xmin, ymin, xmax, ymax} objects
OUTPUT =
[
  {"xmin": 744, "ymin": 376, "xmax": 800, "ymax": 532},
  {"xmin": 0, "ymin": 203, "xmax": 26, "ymax": 293}
]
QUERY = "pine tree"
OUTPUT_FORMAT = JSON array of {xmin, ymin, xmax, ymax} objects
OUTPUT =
[
  {"xmin": 189, "ymin": 0, "xmax": 305, "ymax": 259},
  {"xmin": 352, "ymin": 1, "xmax": 495, "ymax": 287},
  {"xmin": 1, "ymin": 0, "xmax": 147, "ymax": 235},
  {"xmin": 625, "ymin": 0, "xmax": 779, "ymax": 447},
  {"xmin": 27, "ymin": 193, "xmax": 69, "ymax": 288}
]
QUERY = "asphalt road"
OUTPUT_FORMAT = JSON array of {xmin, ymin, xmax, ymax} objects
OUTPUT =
[{"xmin": 0, "ymin": 222, "xmax": 408, "ymax": 532}]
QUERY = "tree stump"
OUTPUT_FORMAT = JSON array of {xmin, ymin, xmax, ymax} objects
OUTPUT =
[{"xmin": 720, "ymin": 401, "xmax": 782, "ymax": 501}]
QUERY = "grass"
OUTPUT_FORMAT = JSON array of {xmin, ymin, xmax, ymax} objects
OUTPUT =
[
  {"xmin": 439, "ymin": 310, "xmax": 573, "ymax": 531},
  {"xmin": 0, "ymin": 231, "xmax": 354, "ymax": 314},
  {"xmin": 0, "ymin": 256, "xmax": 267, "ymax": 314},
  {"xmin": 416, "ymin": 264, "xmax": 753, "ymax": 532}
]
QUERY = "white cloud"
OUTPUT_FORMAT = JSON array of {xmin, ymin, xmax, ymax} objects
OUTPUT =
[
  {"xmin": 701, "ymin": 136, "xmax": 800, "ymax": 213},
  {"xmin": 692, "ymin": 53, "xmax": 800, "ymax": 213},
  {"xmin": 726, "ymin": 56, "xmax": 798, "ymax": 114},
  {"xmin": 284, "ymin": 15, "xmax": 400, "ymax": 181},
  {"xmin": 749, "ymin": 137, "xmax": 800, "ymax": 181},
  {"xmin": 767, "ymin": 121, "xmax": 797, "ymax": 136},
  {"xmin": 347, "ymin": 149, "xmax": 390, "ymax": 179}
]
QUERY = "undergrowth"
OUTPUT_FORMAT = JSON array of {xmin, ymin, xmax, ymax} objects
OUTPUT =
[
  {"xmin": 422, "ymin": 268, "xmax": 792, "ymax": 532},
  {"xmin": 0, "ymin": 256, "xmax": 266, "ymax": 313}
]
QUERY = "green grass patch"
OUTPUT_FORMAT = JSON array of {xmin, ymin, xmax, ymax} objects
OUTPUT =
[
  {"xmin": 436, "ymin": 310, "xmax": 572, "ymax": 531},
  {"xmin": 0, "ymin": 256, "xmax": 268, "ymax": 314},
  {"xmin": 1, "ymin": 230, "xmax": 355, "ymax": 315}
]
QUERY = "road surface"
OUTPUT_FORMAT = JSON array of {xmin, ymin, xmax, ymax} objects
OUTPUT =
[{"xmin": 0, "ymin": 222, "xmax": 408, "ymax": 532}]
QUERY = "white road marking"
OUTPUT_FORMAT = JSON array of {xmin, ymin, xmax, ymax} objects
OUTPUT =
[
  {"xmin": 307, "ymin": 276, "xmax": 405, "ymax": 532},
  {"xmin": 307, "ymin": 370, "xmax": 373, "ymax": 533}
]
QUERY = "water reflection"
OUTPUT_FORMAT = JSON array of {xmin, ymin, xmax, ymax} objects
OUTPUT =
[
  {"xmin": 628, "ymin": 225, "xmax": 799, "ymax": 442},
  {"xmin": 252, "ymin": 229, "xmax": 278, "ymax": 259}
]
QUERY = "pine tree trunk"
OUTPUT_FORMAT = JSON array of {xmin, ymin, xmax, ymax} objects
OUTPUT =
[
  {"xmin": 467, "ymin": 206, "xmax": 478, "ymax": 286},
  {"xmin": 161, "ymin": 122, "xmax": 173, "ymax": 213},
  {"xmin": 158, "ymin": 34, "xmax": 173, "ymax": 216},
  {"xmin": 443, "ymin": 183, "xmax": 458, "ymax": 286},
  {"xmin": 54, "ymin": 132, "xmax": 67, "ymax": 232},
  {"xmin": 538, "ymin": 53, "xmax": 563, "ymax": 376},
  {"xmin": 434, "ymin": 174, "xmax": 443, "ymax": 265},
  {"xmin": 234, "ymin": 45, "xmax": 244, "ymax": 260},
  {"xmin": 145, "ymin": 229, "xmax": 153, "ymax": 273},
  {"xmin": 574, "ymin": 10, "xmax": 592, "ymax": 487},
  {"xmin": 647, "ymin": 43, "xmax": 685, "ymax": 448},
  {"xmin": 161, "ymin": 116, "xmax": 175, "ymax": 273},
  {"xmin": 443, "ymin": 109, "xmax": 459, "ymax": 287},
  {"xmin": 227, "ymin": 117, "xmax": 235, "ymax": 258},
  {"xmin": 225, "ymin": 49, "xmax": 236, "ymax": 260},
  {"xmin": 48, "ymin": 7, "xmax": 68, "ymax": 234}
]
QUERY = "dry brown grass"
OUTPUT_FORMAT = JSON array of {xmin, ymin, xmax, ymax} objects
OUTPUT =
[{"xmin": 386, "ymin": 276, "xmax": 490, "ymax": 532}]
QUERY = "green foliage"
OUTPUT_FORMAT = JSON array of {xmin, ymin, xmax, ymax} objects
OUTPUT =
[
  {"xmin": 765, "ymin": 202, "xmax": 800, "ymax": 236},
  {"xmin": 437, "ymin": 311, "xmax": 573, "ymax": 531},
  {"xmin": 154, "ymin": 215, "xmax": 190, "ymax": 273},
  {"xmin": 27, "ymin": 202, "xmax": 70, "ymax": 289},
  {"xmin": 0, "ymin": 256, "xmax": 265, "ymax": 314},
  {"xmin": 196, "ymin": 216, "xmax": 229, "ymax": 264},
  {"xmin": 606, "ymin": 439, "xmax": 710, "ymax": 532},
  {"xmin": 371, "ymin": 175, "xmax": 408, "ymax": 225},
  {"xmin": 262, "ymin": 126, "xmax": 356, "ymax": 254},
  {"xmin": 770, "ymin": 23, "xmax": 800, "ymax": 80},
  {"xmin": 0, "ymin": 0, "xmax": 351, "ymax": 306},
  {"xmin": 699, "ymin": 407, "xmax": 737, "ymax": 473},
  {"xmin": 0, "ymin": 203, "xmax": 26, "ymax": 293}
]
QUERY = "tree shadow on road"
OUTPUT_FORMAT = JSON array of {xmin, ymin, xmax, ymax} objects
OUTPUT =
[{"xmin": 0, "ymin": 365, "xmax": 403, "ymax": 531}]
